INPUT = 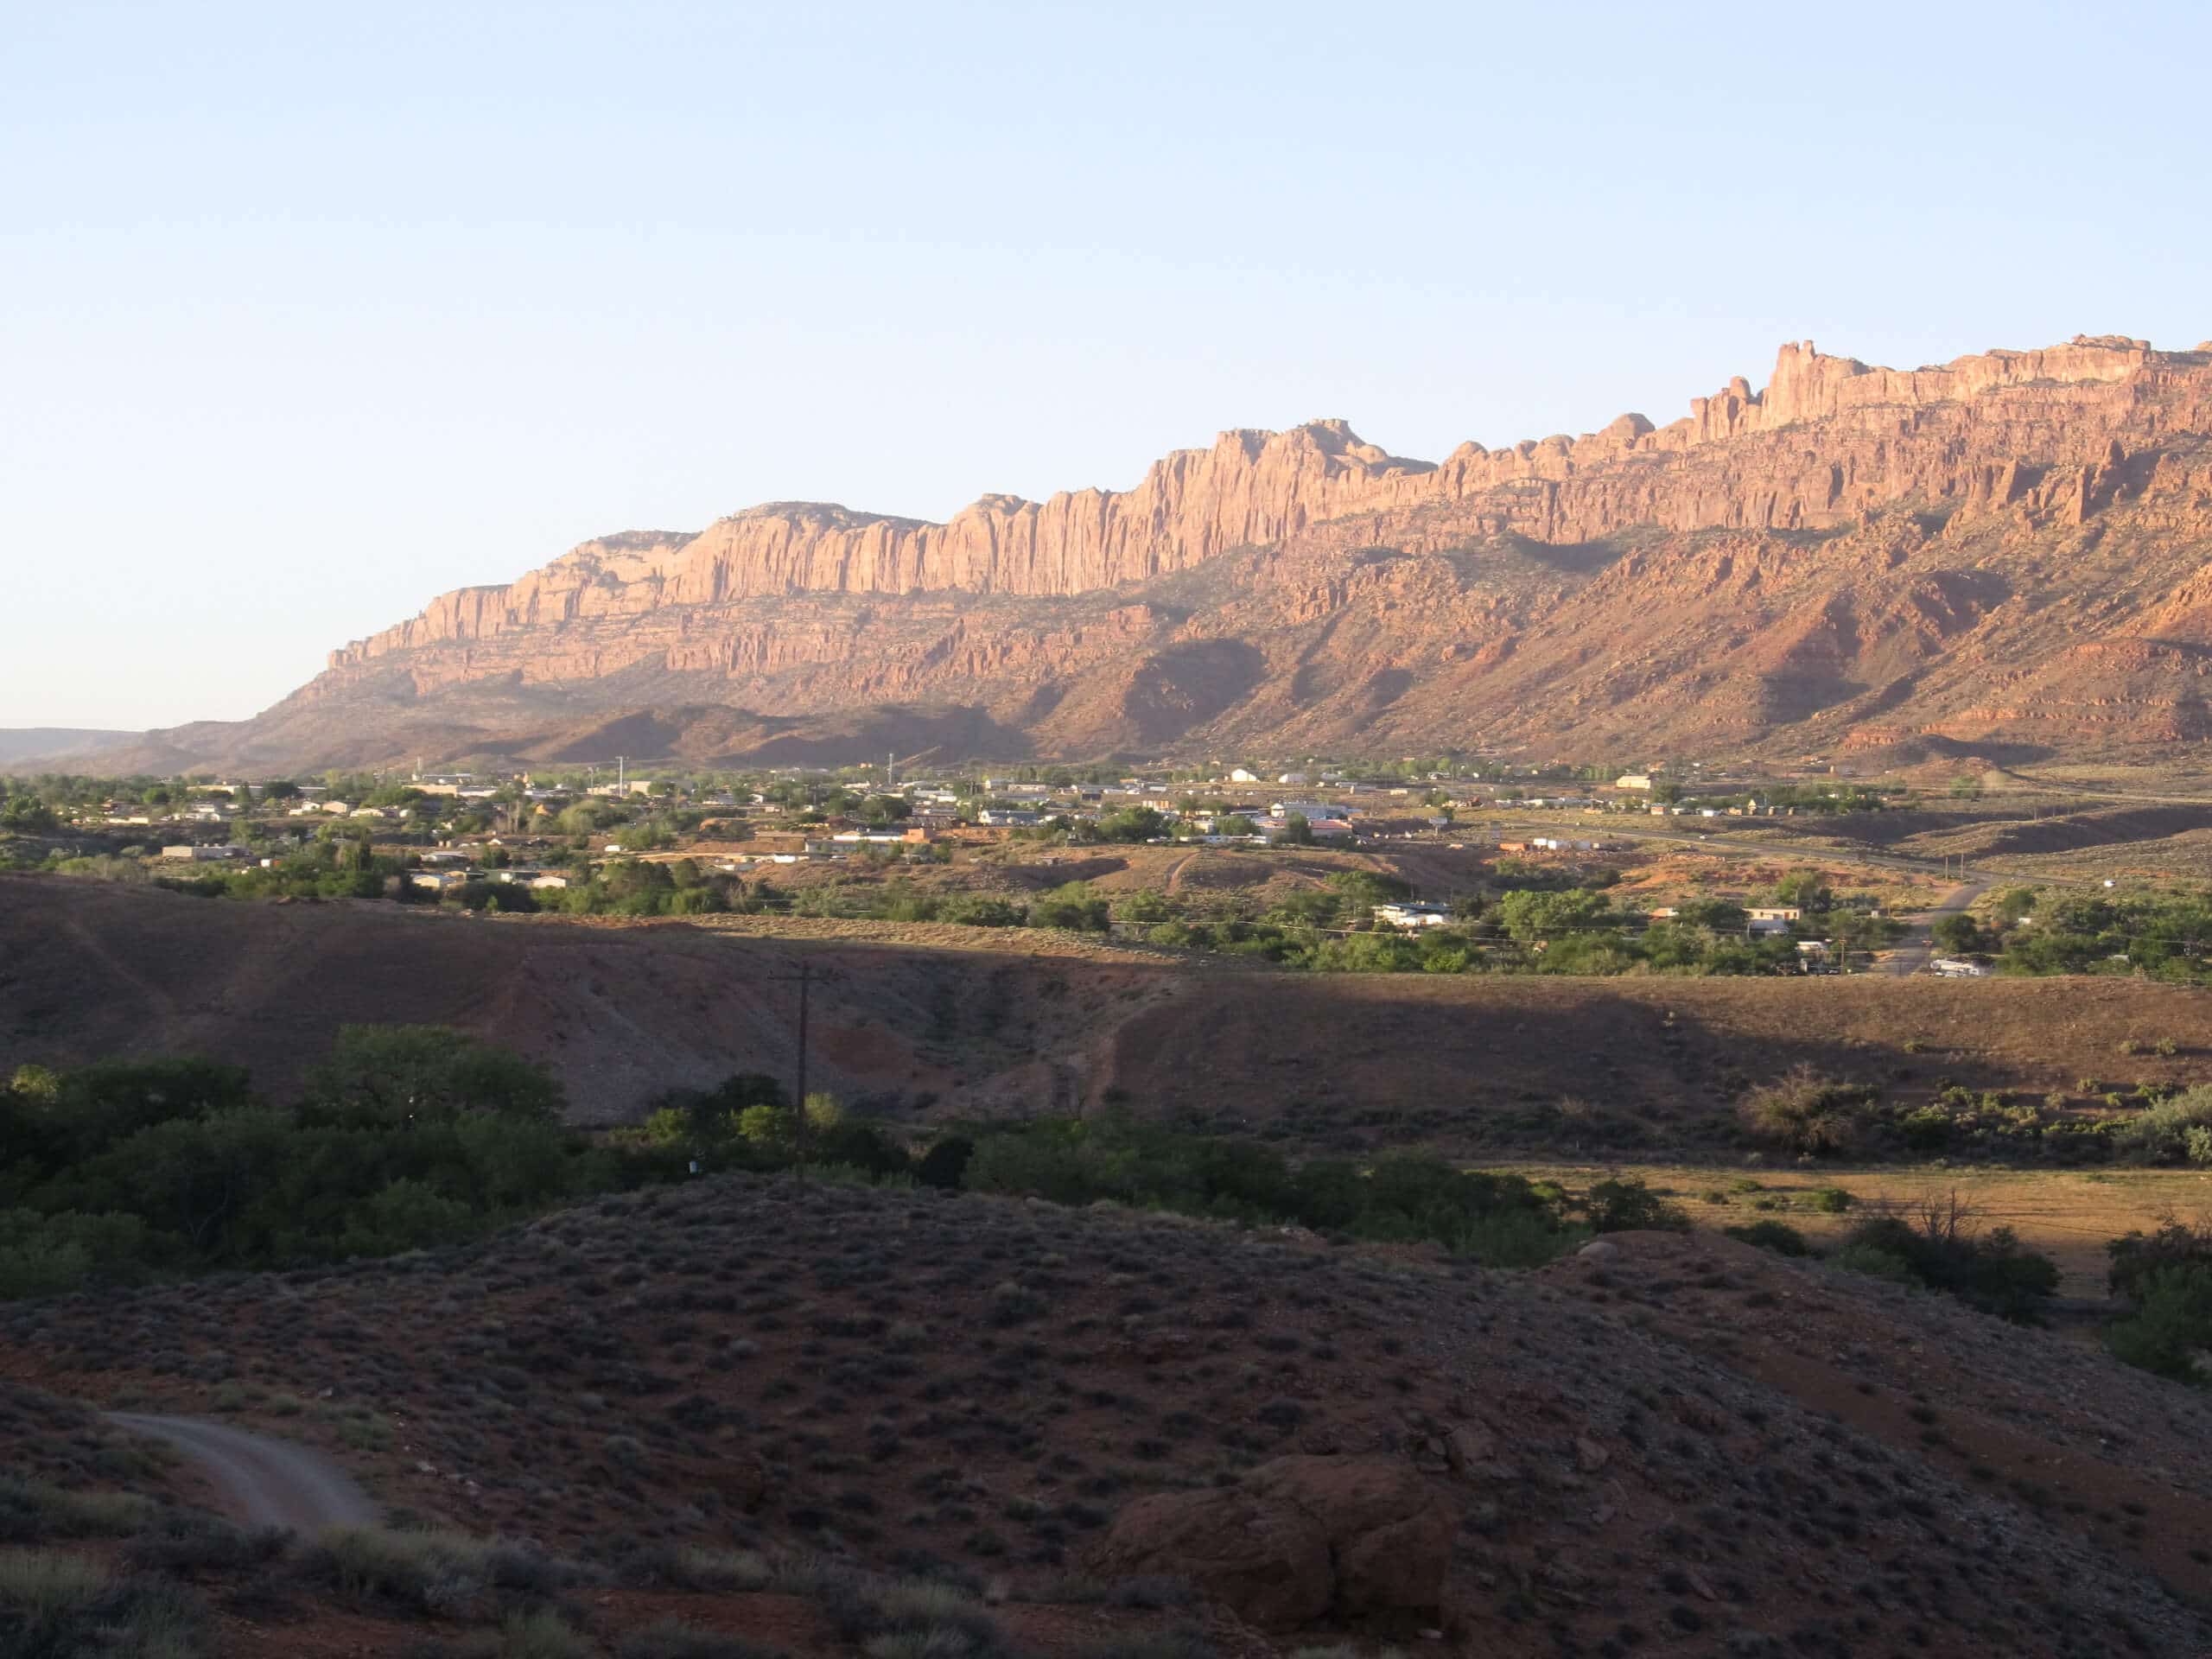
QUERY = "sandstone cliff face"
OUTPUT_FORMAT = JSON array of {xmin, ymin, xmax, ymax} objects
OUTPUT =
[
  {"xmin": 116, "ymin": 332, "xmax": 2212, "ymax": 774},
  {"xmin": 330, "ymin": 334, "xmax": 2208, "ymax": 677}
]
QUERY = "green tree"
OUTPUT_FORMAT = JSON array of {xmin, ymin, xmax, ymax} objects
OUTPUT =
[
  {"xmin": 1772, "ymin": 868, "xmax": 1834, "ymax": 912},
  {"xmin": 301, "ymin": 1026, "xmax": 565, "ymax": 1130},
  {"xmin": 1029, "ymin": 881, "xmax": 1109, "ymax": 931},
  {"xmin": 1931, "ymin": 913, "xmax": 1986, "ymax": 956},
  {"xmin": 0, "ymin": 795, "xmax": 57, "ymax": 833},
  {"xmin": 23, "ymin": 1058, "xmax": 255, "ymax": 1166},
  {"xmin": 2106, "ymin": 1265, "xmax": 2212, "ymax": 1384},
  {"xmin": 1495, "ymin": 887, "xmax": 1613, "ymax": 945},
  {"xmin": 614, "ymin": 820, "xmax": 675, "ymax": 852},
  {"xmin": 1116, "ymin": 888, "xmax": 1178, "ymax": 925},
  {"xmin": 1096, "ymin": 806, "xmax": 1166, "ymax": 842},
  {"xmin": 68, "ymin": 1108, "xmax": 295, "ymax": 1259}
]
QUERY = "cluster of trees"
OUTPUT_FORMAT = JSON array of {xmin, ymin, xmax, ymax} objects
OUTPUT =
[
  {"xmin": 3, "ymin": 1036, "xmax": 1696, "ymax": 1300},
  {"xmin": 527, "ymin": 859, "xmax": 741, "ymax": 918},
  {"xmin": 1937, "ymin": 887, "xmax": 2212, "ymax": 982},
  {"xmin": 1, "ymin": 794, "xmax": 59, "ymax": 834},
  {"xmin": 772, "ymin": 877, "xmax": 1102, "ymax": 931},
  {"xmin": 951, "ymin": 1116, "xmax": 1671, "ymax": 1264},
  {"xmin": 1659, "ymin": 785, "xmax": 1885, "ymax": 814},
  {"xmin": 1120, "ymin": 874, "xmax": 1827, "ymax": 976},
  {"xmin": 1736, "ymin": 1067, "xmax": 2212, "ymax": 1168},
  {"xmin": 1827, "ymin": 1198, "xmax": 2060, "ymax": 1324},
  {"xmin": 0, "ymin": 1031, "xmax": 610, "ymax": 1297}
]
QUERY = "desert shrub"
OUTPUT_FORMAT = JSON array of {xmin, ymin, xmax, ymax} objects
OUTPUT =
[
  {"xmin": 1804, "ymin": 1186, "xmax": 1855, "ymax": 1214},
  {"xmin": 1027, "ymin": 883, "xmax": 1110, "ymax": 932},
  {"xmin": 1840, "ymin": 1201, "xmax": 2059, "ymax": 1323},
  {"xmin": 298, "ymin": 1527, "xmax": 480, "ymax": 1611},
  {"xmin": 938, "ymin": 896, "xmax": 1026, "ymax": 928},
  {"xmin": 2107, "ymin": 1217, "xmax": 2212, "ymax": 1302},
  {"xmin": 618, "ymin": 1545, "xmax": 771, "ymax": 1593},
  {"xmin": 913, "ymin": 1135, "xmax": 976, "ymax": 1191},
  {"xmin": 1583, "ymin": 1176, "xmax": 1689, "ymax": 1234},
  {"xmin": 1453, "ymin": 1207, "xmax": 1585, "ymax": 1268},
  {"xmin": 0, "ymin": 1548, "xmax": 108, "ymax": 1621},
  {"xmin": 821, "ymin": 1573, "xmax": 1011, "ymax": 1659},
  {"xmin": 336, "ymin": 1179, "xmax": 477, "ymax": 1256},
  {"xmin": 620, "ymin": 1620, "xmax": 789, "ymax": 1659},
  {"xmin": 603, "ymin": 1434, "xmax": 650, "ymax": 1474},
  {"xmin": 1076, "ymin": 1633, "xmax": 1217, "ymax": 1659},
  {"xmin": 1737, "ymin": 1069, "xmax": 1875, "ymax": 1157},
  {"xmin": 1102, "ymin": 1575, "xmax": 1197, "ymax": 1610},
  {"xmin": 2105, "ymin": 1265, "xmax": 2212, "ymax": 1385},
  {"xmin": 499, "ymin": 1609, "xmax": 594, "ymax": 1659},
  {"xmin": 0, "ymin": 1553, "xmax": 210, "ymax": 1659},
  {"xmin": 1830, "ymin": 1243, "xmax": 1914, "ymax": 1282},
  {"xmin": 0, "ymin": 1477, "xmax": 156, "ymax": 1542},
  {"xmin": 1724, "ymin": 1220, "xmax": 1811, "ymax": 1256},
  {"xmin": 2112, "ymin": 1086, "xmax": 2212, "ymax": 1166},
  {"xmin": 0, "ymin": 1209, "xmax": 154, "ymax": 1300},
  {"xmin": 122, "ymin": 1510, "xmax": 286, "ymax": 1573},
  {"xmin": 986, "ymin": 1283, "xmax": 1046, "ymax": 1326}
]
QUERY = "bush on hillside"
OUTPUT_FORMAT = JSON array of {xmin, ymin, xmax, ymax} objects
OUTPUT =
[
  {"xmin": 1726, "ymin": 1219, "xmax": 1812, "ymax": 1256},
  {"xmin": 1838, "ymin": 1196, "xmax": 2059, "ymax": 1324},
  {"xmin": 2107, "ymin": 1214, "xmax": 2212, "ymax": 1305},
  {"xmin": 959, "ymin": 1117, "xmax": 1581, "ymax": 1262},
  {"xmin": 2105, "ymin": 1265, "xmax": 2212, "ymax": 1385},
  {"xmin": 2111, "ymin": 1086, "xmax": 2212, "ymax": 1166},
  {"xmin": 1737, "ymin": 1068, "xmax": 1876, "ymax": 1157},
  {"xmin": 1583, "ymin": 1176, "xmax": 1689, "ymax": 1234}
]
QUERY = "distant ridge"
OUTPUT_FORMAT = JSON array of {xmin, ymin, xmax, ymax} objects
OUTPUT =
[
  {"xmin": 93, "ymin": 334, "xmax": 2212, "ymax": 772},
  {"xmin": 0, "ymin": 728, "xmax": 139, "ymax": 767}
]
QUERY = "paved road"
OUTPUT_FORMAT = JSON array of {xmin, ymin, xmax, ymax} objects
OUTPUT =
[
  {"xmin": 1877, "ymin": 879, "xmax": 1991, "ymax": 976},
  {"xmin": 106, "ymin": 1413, "xmax": 378, "ymax": 1532}
]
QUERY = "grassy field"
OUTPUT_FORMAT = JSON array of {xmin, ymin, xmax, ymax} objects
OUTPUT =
[{"xmin": 1516, "ymin": 1160, "xmax": 2212, "ymax": 1297}]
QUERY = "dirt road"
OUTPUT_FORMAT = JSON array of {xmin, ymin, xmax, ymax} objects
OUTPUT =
[
  {"xmin": 106, "ymin": 1413, "xmax": 378, "ymax": 1532},
  {"xmin": 1878, "ymin": 879, "xmax": 1991, "ymax": 976}
]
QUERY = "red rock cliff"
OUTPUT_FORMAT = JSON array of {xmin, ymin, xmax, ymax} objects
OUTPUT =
[{"xmin": 330, "ymin": 335, "xmax": 2208, "ymax": 673}]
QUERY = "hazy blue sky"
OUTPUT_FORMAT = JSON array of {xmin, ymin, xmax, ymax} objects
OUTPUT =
[{"xmin": 6, "ymin": 1, "xmax": 2209, "ymax": 729}]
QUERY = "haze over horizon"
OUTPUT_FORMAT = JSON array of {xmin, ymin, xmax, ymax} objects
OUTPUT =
[{"xmin": 6, "ymin": 0, "xmax": 2210, "ymax": 731}]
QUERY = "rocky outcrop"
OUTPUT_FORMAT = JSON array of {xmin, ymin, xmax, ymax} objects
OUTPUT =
[{"xmin": 1089, "ymin": 1455, "xmax": 1452, "ymax": 1629}]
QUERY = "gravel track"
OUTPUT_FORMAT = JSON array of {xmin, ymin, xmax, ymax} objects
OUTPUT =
[{"xmin": 106, "ymin": 1413, "xmax": 378, "ymax": 1532}]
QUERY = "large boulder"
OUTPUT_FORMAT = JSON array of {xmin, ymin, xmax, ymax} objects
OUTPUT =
[{"xmin": 1090, "ymin": 1455, "xmax": 1452, "ymax": 1629}]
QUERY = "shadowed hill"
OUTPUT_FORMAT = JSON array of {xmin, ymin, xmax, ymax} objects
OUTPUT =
[
  {"xmin": 4, "ymin": 1176, "xmax": 2209, "ymax": 1654},
  {"xmin": 12, "ymin": 874, "xmax": 2212, "ymax": 1149}
]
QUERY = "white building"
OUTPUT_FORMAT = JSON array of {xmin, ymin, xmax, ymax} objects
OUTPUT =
[{"xmin": 1374, "ymin": 902, "xmax": 1454, "ymax": 931}]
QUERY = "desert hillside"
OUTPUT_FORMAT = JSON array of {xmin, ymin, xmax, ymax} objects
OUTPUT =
[
  {"xmin": 5, "ymin": 1177, "xmax": 2209, "ymax": 1656},
  {"xmin": 12, "ymin": 873, "xmax": 2212, "ymax": 1141},
  {"xmin": 92, "ymin": 334, "xmax": 2212, "ymax": 772}
]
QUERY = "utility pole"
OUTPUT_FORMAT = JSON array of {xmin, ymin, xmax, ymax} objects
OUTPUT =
[
  {"xmin": 760, "ymin": 960, "xmax": 814, "ymax": 1185},
  {"xmin": 617, "ymin": 755, "xmax": 626, "ymax": 792}
]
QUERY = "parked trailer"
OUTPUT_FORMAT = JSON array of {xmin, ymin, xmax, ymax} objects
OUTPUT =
[{"xmin": 1930, "ymin": 957, "xmax": 1990, "ymax": 978}]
